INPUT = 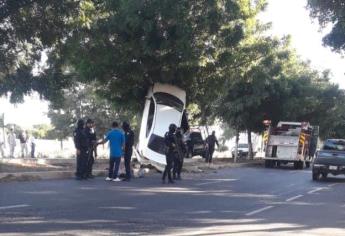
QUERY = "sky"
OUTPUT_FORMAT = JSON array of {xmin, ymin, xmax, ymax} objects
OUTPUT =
[
  {"xmin": 1, "ymin": 0, "xmax": 344, "ymax": 129},
  {"xmin": 260, "ymin": 0, "xmax": 345, "ymax": 87}
]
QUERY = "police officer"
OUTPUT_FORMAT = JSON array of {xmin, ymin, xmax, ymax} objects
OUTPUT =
[
  {"xmin": 73, "ymin": 119, "xmax": 89, "ymax": 180},
  {"xmin": 162, "ymin": 124, "xmax": 177, "ymax": 184},
  {"xmin": 122, "ymin": 121, "xmax": 134, "ymax": 181},
  {"xmin": 206, "ymin": 131, "xmax": 219, "ymax": 163},
  {"xmin": 85, "ymin": 119, "xmax": 97, "ymax": 179},
  {"xmin": 173, "ymin": 127, "xmax": 186, "ymax": 180}
]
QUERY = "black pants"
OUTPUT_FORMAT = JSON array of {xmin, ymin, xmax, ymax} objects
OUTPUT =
[
  {"xmin": 76, "ymin": 149, "xmax": 88, "ymax": 178},
  {"xmin": 173, "ymin": 154, "xmax": 184, "ymax": 179},
  {"xmin": 162, "ymin": 152, "xmax": 175, "ymax": 182},
  {"xmin": 31, "ymin": 143, "xmax": 35, "ymax": 158},
  {"xmin": 87, "ymin": 150, "xmax": 94, "ymax": 176},
  {"xmin": 208, "ymin": 147, "xmax": 215, "ymax": 163},
  {"xmin": 108, "ymin": 158, "xmax": 121, "ymax": 179},
  {"xmin": 124, "ymin": 148, "xmax": 132, "ymax": 179}
]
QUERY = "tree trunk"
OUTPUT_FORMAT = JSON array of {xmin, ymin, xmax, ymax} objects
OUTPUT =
[
  {"xmin": 234, "ymin": 130, "xmax": 239, "ymax": 163},
  {"xmin": 60, "ymin": 140, "xmax": 63, "ymax": 150},
  {"xmin": 247, "ymin": 130, "xmax": 253, "ymax": 160}
]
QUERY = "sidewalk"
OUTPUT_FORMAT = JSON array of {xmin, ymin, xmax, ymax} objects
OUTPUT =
[{"xmin": 0, "ymin": 157, "xmax": 263, "ymax": 182}]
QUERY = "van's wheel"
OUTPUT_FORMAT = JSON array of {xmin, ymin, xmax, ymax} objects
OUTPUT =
[
  {"xmin": 321, "ymin": 172, "xmax": 328, "ymax": 179},
  {"xmin": 305, "ymin": 162, "xmax": 310, "ymax": 168},
  {"xmin": 312, "ymin": 171, "xmax": 320, "ymax": 181}
]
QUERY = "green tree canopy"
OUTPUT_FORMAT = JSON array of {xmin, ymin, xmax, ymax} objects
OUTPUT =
[
  {"xmin": 307, "ymin": 0, "xmax": 345, "ymax": 53},
  {"xmin": 48, "ymin": 83, "xmax": 138, "ymax": 140}
]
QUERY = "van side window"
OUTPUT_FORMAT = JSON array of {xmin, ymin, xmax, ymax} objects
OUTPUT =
[{"xmin": 146, "ymin": 98, "xmax": 155, "ymax": 137}]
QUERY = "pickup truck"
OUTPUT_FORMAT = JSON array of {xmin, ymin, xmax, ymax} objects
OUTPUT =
[
  {"xmin": 231, "ymin": 143, "xmax": 249, "ymax": 158},
  {"xmin": 312, "ymin": 139, "xmax": 345, "ymax": 181}
]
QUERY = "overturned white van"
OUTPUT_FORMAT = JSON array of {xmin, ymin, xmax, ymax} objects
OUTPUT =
[{"xmin": 137, "ymin": 83, "xmax": 186, "ymax": 165}]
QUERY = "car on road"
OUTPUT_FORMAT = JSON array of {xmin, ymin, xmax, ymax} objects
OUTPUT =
[
  {"xmin": 231, "ymin": 143, "xmax": 249, "ymax": 158},
  {"xmin": 185, "ymin": 129, "xmax": 209, "ymax": 159},
  {"xmin": 312, "ymin": 139, "xmax": 345, "ymax": 181},
  {"xmin": 138, "ymin": 83, "xmax": 186, "ymax": 166}
]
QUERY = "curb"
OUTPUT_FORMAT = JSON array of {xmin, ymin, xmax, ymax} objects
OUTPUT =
[
  {"xmin": 0, "ymin": 170, "xmax": 107, "ymax": 182},
  {"xmin": 0, "ymin": 160, "xmax": 263, "ymax": 183}
]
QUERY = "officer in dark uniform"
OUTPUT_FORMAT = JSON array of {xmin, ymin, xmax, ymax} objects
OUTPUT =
[
  {"xmin": 173, "ymin": 127, "xmax": 186, "ymax": 180},
  {"xmin": 85, "ymin": 119, "xmax": 97, "ymax": 178},
  {"xmin": 162, "ymin": 124, "xmax": 177, "ymax": 184},
  {"xmin": 206, "ymin": 131, "xmax": 219, "ymax": 163},
  {"xmin": 122, "ymin": 121, "xmax": 134, "ymax": 181},
  {"xmin": 73, "ymin": 119, "xmax": 89, "ymax": 180}
]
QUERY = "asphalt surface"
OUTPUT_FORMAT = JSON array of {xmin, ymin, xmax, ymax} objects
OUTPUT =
[{"xmin": 1, "ymin": 165, "xmax": 345, "ymax": 236}]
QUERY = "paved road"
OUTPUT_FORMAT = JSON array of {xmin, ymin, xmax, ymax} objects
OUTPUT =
[{"xmin": 1, "ymin": 165, "xmax": 345, "ymax": 235}]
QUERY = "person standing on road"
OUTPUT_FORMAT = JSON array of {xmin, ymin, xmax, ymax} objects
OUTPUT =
[
  {"xmin": 173, "ymin": 127, "xmax": 186, "ymax": 180},
  {"xmin": 7, "ymin": 128, "xmax": 16, "ymax": 158},
  {"xmin": 29, "ymin": 134, "xmax": 36, "ymax": 158},
  {"xmin": 73, "ymin": 119, "xmax": 89, "ymax": 180},
  {"xmin": 206, "ymin": 131, "xmax": 219, "ymax": 164},
  {"xmin": 98, "ymin": 121, "xmax": 125, "ymax": 182},
  {"xmin": 85, "ymin": 119, "xmax": 97, "ymax": 178},
  {"xmin": 122, "ymin": 121, "xmax": 134, "ymax": 181},
  {"xmin": 162, "ymin": 124, "xmax": 177, "ymax": 184},
  {"xmin": 19, "ymin": 131, "xmax": 28, "ymax": 158}
]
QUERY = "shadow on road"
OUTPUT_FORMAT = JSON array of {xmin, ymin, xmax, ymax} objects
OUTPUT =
[{"xmin": 0, "ymin": 167, "xmax": 344, "ymax": 235}]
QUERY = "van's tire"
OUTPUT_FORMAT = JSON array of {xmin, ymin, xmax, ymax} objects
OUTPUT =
[
  {"xmin": 321, "ymin": 172, "xmax": 328, "ymax": 179},
  {"xmin": 312, "ymin": 171, "xmax": 320, "ymax": 181},
  {"xmin": 276, "ymin": 161, "xmax": 281, "ymax": 167},
  {"xmin": 305, "ymin": 162, "xmax": 310, "ymax": 168}
]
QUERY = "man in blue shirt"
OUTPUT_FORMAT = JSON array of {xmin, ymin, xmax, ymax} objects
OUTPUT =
[{"xmin": 98, "ymin": 122, "xmax": 125, "ymax": 182}]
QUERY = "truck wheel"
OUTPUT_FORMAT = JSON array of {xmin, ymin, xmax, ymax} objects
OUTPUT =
[
  {"xmin": 312, "ymin": 171, "xmax": 320, "ymax": 181},
  {"xmin": 299, "ymin": 161, "xmax": 304, "ymax": 169},
  {"xmin": 265, "ymin": 160, "xmax": 271, "ymax": 168},
  {"xmin": 293, "ymin": 162, "xmax": 299, "ymax": 169},
  {"xmin": 321, "ymin": 173, "xmax": 328, "ymax": 179}
]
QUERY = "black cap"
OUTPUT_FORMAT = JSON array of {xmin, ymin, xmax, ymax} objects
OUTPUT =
[
  {"xmin": 86, "ymin": 119, "xmax": 94, "ymax": 124},
  {"xmin": 122, "ymin": 121, "xmax": 130, "ymax": 131},
  {"xmin": 77, "ymin": 119, "xmax": 84, "ymax": 129},
  {"xmin": 169, "ymin": 123, "xmax": 177, "ymax": 133}
]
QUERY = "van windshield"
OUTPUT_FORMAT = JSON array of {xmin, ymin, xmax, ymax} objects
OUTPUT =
[
  {"xmin": 154, "ymin": 92, "xmax": 184, "ymax": 112},
  {"xmin": 190, "ymin": 132, "xmax": 203, "ymax": 143},
  {"xmin": 323, "ymin": 140, "xmax": 345, "ymax": 151}
]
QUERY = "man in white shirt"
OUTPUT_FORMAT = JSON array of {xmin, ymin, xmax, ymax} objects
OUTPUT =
[
  {"xmin": 18, "ymin": 131, "xmax": 28, "ymax": 158},
  {"xmin": 7, "ymin": 128, "xmax": 16, "ymax": 158}
]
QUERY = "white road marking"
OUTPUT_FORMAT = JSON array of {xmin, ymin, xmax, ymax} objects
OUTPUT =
[
  {"xmin": 196, "ymin": 179, "xmax": 237, "ymax": 186},
  {"xmin": 286, "ymin": 194, "xmax": 304, "ymax": 202},
  {"xmin": 0, "ymin": 204, "xmax": 30, "ymax": 210},
  {"xmin": 308, "ymin": 187, "xmax": 325, "ymax": 194},
  {"xmin": 328, "ymin": 183, "xmax": 338, "ymax": 187},
  {"xmin": 245, "ymin": 206, "xmax": 274, "ymax": 216}
]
